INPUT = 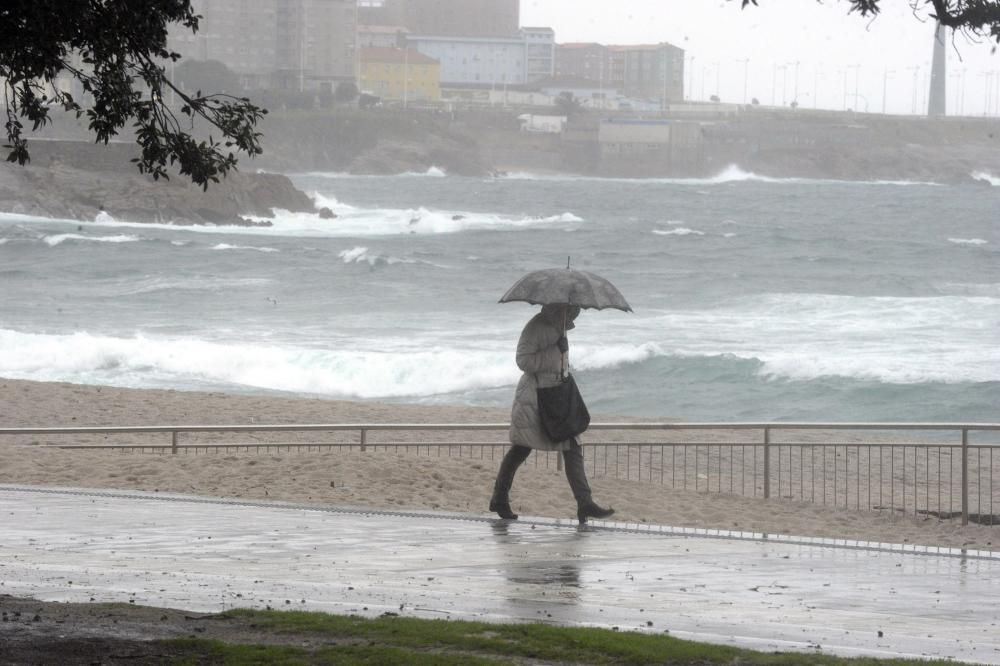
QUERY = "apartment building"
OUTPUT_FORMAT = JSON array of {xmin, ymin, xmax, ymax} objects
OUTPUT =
[
  {"xmin": 556, "ymin": 41, "xmax": 685, "ymax": 105},
  {"xmin": 168, "ymin": 0, "xmax": 357, "ymax": 92},
  {"xmin": 359, "ymin": 0, "xmax": 519, "ymax": 38},
  {"xmin": 359, "ymin": 47, "xmax": 441, "ymax": 101}
]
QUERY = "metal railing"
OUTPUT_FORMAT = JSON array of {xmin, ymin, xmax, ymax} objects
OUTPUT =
[{"xmin": 2, "ymin": 422, "xmax": 998, "ymax": 526}]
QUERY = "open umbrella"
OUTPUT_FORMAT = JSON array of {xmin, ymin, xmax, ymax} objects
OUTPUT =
[
  {"xmin": 499, "ymin": 265, "xmax": 632, "ymax": 312},
  {"xmin": 500, "ymin": 262, "xmax": 632, "ymax": 378}
]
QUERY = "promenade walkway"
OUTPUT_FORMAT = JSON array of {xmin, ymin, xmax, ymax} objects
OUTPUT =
[{"xmin": 1, "ymin": 485, "xmax": 998, "ymax": 663}]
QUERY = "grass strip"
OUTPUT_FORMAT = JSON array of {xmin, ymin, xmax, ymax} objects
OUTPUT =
[{"xmin": 177, "ymin": 609, "xmax": 963, "ymax": 665}]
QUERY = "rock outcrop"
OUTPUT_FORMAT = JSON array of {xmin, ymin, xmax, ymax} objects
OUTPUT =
[{"xmin": 0, "ymin": 157, "xmax": 314, "ymax": 225}]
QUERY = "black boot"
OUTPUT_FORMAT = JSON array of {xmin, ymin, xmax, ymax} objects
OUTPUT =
[
  {"xmin": 490, "ymin": 446, "xmax": 530, "ymax": 520},
  {"xmin": 489, "ymin": 497, "xmax": 518, "ymax": 520},
  {"xmin": 577, "ymin": 500, "xmax": 614, "ymax": 524}
]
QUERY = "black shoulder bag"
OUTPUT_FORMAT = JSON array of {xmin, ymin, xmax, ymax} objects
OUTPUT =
[{"xmin": 537, "ymin": 372, "xmax": 591, "ymax": 443}]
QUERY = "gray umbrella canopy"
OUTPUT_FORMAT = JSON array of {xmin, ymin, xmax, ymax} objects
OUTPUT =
[{"xmin": 499, "ymin": 268, "xmax": 632, "ymax": 312}]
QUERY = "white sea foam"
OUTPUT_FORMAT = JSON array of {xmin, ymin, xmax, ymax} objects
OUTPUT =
[
  {"xmin": 234, "ymin": 193, "xmax": 583, "ymax": 238},
  {"xmin": 497, "ymin": 164, "xmax": 939, "ymax": 186},
  {"xmin": 571, "ymin": 342, "xmax": 666, "ymax": 371},
  {"xmin": 416, "ymin": 166, "xmax": 447, "ymax": 177},
  {"xmin": 0, "ymin": 238, "xmax": 8, "ymax": 245},
  {"xmin": 617, "ymin": 293, "xmax": 1000, "ymax": 385},
  {"xmin": 4, "ymin": 198, "xmax": 583, "ymax": 239},
  {"xmin": 970, "ymin": 170, "xmax": 1000, "ymax": 186},
  {"xmin": 43, "ymin": 233, "xmax": 140, "ymax": 246},
  {"xmin": 112, "ymin": 277, "xmax": 274, "ymax": 296},
  {"xmin": 0, "ymin": 328, "xmax": 518, "ymax": 399},
  {"xmin": 653, "ymin": 227, "xmax": 704, "ymax": 236},
  {"xmin": 339, "ymin": 246, "xmax": 398, "ymax": 266},
  {"xmin": 948, "ymin": 237, "xmax": 988, "ymax": 245},
  {"xmin": 339, "ymin": 246, "xmax": 447, "ymax": 269},
  {"xmin": 211, "ymin": 243, "xmax": 280, "ymax": 252},
  {"xmin": 0, "ymin": 327, "xmax": 691, "ymax": 400},
  {"xmin": 299, "ymin": 166, "xmax": 447, "ymax": 178}
]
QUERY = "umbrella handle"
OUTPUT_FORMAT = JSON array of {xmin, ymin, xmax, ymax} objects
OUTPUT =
[{"xmin": 560, "ymin": 307, "xmax": 567, "ymax": 380}]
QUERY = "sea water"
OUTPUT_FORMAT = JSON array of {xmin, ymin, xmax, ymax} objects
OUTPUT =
[{"xmin": 1, "ymin": 167, "xmax": 997, "ymax": 422}]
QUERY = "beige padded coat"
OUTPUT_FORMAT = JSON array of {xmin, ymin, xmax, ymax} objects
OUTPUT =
[{"xmin": 508, "ymin": 306, "xmax": 578, "ymax": 452}]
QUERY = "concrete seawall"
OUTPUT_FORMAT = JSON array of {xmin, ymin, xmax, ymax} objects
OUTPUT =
[{"xmin": 14, "ymin": 106, "xmax": 1000, "ymax": 182}]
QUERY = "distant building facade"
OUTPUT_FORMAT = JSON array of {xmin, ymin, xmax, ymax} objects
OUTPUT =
[
  {"xmin": 619, "ymin": 43, "xmax": 684, "ymax": 104},
  {"xmin": 556, "ymin": 41, "xmax": 684, "ymax": 106},
  {"xmin": 360, "ymin": 47, "xmax": 441, "ymax": 101},
  {"xmin": 358, "ymin": 24, "xmax": 409, "ymax": 49},
  {"xmin": 555, "ymin": 43, "xmax": 610, "ymax": 83},
  {"xmin": 403, "ymin": 28, "xmax": 551, "ymax": 88},
  {"xmin": 522, "ymin": 27, "xmax": 556, "ymax": 83},
  {"xmin": 168, "ymin": 0, "xmax": 357, "ymax": 92},
  {"xmin": 359, "ymin": 0, "xmax": 519, "ymax": 37},
  {"xmin": 406, "ymin": 35, "xmax": 525, "ymax": 87}
]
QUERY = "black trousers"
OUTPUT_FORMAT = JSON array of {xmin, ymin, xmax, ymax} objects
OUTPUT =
[{"xmin": 492, "ymin": 439, "xmax": 592, "ymax": 505}]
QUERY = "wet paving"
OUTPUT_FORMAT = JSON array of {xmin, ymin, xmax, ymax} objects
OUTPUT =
[{"xmin": 2, "ymin": 485, "xmax": 999, "ymax": 663}]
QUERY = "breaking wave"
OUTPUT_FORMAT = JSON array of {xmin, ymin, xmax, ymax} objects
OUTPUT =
[
  {"xmin": 43, "ymin": 233, "xmax": 140, "ymax": 246},
  {"xmin": 970, "ymin": 170, "xmax": 1000, "ymax": 186},
  {"xmin": 211, "ymin": 243, "xmax": 280, "ymax": 252},
  {"xmin": 498, "ymin": 164, "xmax": 940, "ymax": 186},
  {"xmin": 19, "ymin": 193, "xmax": 583, "ymax": 239},
  {"xmin": 653, "ymin": 227, "xmax": 705, "ymax": 236}
]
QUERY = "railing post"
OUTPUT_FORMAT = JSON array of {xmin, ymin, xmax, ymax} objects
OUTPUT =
[
  {"xmin": 961, "ymin": 428, "xmax": 969, "ymax": 526},
  {"xmin": 557, "ymin": 451, "xmax": 563, "ymax": 471},
  {"xmin": 171, "ymin": 431, "xmax": 178, "ymax": 455},
  {"xmin": 360, "ymin": 428, "xmax": 367, "ymax": 452},
  {"xmin": 763, "ymin": 426, "xmax": 771, "ymax": 499}
]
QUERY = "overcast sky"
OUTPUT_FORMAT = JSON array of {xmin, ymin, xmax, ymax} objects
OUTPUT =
[{"xmin": 521, "ymin": 0, "xmax": 1000, "ymax": 116}]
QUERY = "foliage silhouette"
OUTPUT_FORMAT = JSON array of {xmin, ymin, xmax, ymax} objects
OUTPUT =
[{"xmin": 0, "ymin": 0, "xmax": 265, "ymax": 189}]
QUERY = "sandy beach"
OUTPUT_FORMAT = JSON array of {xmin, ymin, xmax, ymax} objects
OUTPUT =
[{"xmin": 0, "ymin": 378, "xmax": 995, "ymax": 552}]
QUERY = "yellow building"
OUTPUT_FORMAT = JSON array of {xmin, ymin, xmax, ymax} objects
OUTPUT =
[{"xmin": 360, "ymin": 47, "xmax": 441, "ymax": 102}]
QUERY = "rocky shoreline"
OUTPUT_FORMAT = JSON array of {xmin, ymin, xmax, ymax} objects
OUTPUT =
[{"xmin": 0, "ymin": 159, "xmax": 315, "ymax": 227}]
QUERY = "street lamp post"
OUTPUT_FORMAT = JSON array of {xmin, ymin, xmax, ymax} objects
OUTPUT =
[
  {"xmin": 792, "ymin": 60, "xmax": 800, "ymax": 105},
  {"xmin": 921, "ymin": 62, "xmax": 930, "ymax": 114},
  {"xmin": 781, "ymin": 63, "xmax": 788, "ymax": 105},
  {"xmin": 984, "ymin": 71, "xmax": 993, "ymax": 116},
  {"xmin": 687, "ymin": 55, "xmax": 695, "ymax": 102},
  {"xmin": 949, "ymin": 69, "xmax": 961, "ymax": 115},
  {"xmin": 960, "ymin": 67, "xmax": 966, "ymax": 114},
  {"xmin": 850, "ymin": 63, "xmax": 860, "ymax": 111},
  {"xmin": 841, "ymin": 64, "xmax": 860, "ymax": 110},
  {"xmin": 814, "ymin": 65, "xmax": 822, "ymax": 109},
  {"xmin": 882, "ymin": 67, "xmax": 894, "ymax": 115},
  {"xmin": 908, "ymin": 65, "xmax": 920, "ymax": 114},
  {"xmin": 772, "ymin": 62, "xmax": 778, "ymax": 105},
  {"xmin": 993, "ymin": 70, "xmax": 1000, "ymax": 115},
  {"xmin": 737, "ymin": 57, "xmax": 749, "ymax": 104}
]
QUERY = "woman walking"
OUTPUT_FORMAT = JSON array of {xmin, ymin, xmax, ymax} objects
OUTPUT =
[{"xmin": 489, "ymin": 303, "xmax": 615, "ymax": 523}]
